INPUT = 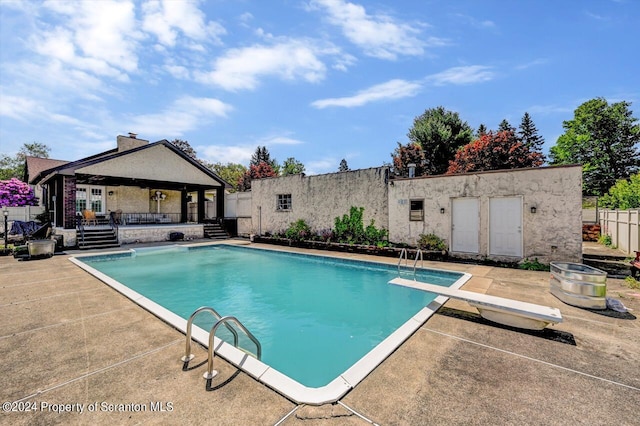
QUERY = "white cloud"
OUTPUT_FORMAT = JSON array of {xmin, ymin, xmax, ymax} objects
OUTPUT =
[
  {"xmin": 309, "ymin": 0, "xmax": 438, "ymax": 60},
  {"xmin": 141, "ymin": 0, "xmax": 226, "ymax": 47},
  {"xmin": 311, "ymin": 79, "xmax": 421, "ymax": 108},
  {"xmin": 0, "ymin": 94, "xmax": 41, "ymax": 121},
  {"xmin": 515, "ymin": 58, "xmax": 549, "ymax": 70},
  {"xmin": 127, "ymin": 96, "xmax": 232, "ymax": 137},
  {"xmin": 455, "ymin": 14, "xmax": 497, "ymax": 30},
  {"xmin": 426, "ymin": 65, "xmax": 495, "ymax": 86},
  {"xmin": 32, "ymin": 0, "xmax": 142, "ymax": 79},
  {"xmin": 527, "ymin": 104, "xmax": 574, "ymax": 116},
  {"xmin": 201, "ymin": 144, "xmax": 255, "ymax": 165},
  {"xmin": 196, "ymin": 40, "xmax": 328, "ymax": 91},
  {"xmin": 306, "ymin": 158, "xmax": 338, "ymax": 175}
]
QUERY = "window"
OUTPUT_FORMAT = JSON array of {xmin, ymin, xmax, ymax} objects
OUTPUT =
[
  {"xmin": 90, "ymin": 188, "xmax": 103, "ymax": 212},
  {"xmin": 76, "ymin": 185, "xmax": 105, "ymax": 214},
  {"xmin": 410, "ymin": 199, "xmax": 424, "ymax": 221},
  {"xmin": 276, "ymin": 194, "xmax": 292, "ymax": 211},
  {"xmin": 75, "ymin": 188, "xmax": 87, "ymax": 213}
]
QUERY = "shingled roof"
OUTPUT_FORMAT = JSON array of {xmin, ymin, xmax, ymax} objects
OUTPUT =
[{"xmin": 24, "ymin": 156, "xmax": 69, "ymax": 184}]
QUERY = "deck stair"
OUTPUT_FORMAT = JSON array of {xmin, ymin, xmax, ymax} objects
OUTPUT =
[
  {"xmin": 77, "ymin": 227, "xmax": 120, "ymax": 250},
  {"xmin": 203, "ymin": 223, "xmax": 228, "ymax": 240}
]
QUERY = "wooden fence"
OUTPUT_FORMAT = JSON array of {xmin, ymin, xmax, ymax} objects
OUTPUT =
[{"xmin": 599, "ymin": 209, "xmax": 640, "ymax": 254}]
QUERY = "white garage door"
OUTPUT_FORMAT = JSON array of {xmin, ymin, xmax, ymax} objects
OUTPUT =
[
  {"xmin": 489, "ymin": 197, "xmax": 523, "ymax": 257},
  {"xmin": 451, "ymin": 198, "xmax": 479, "ymax": 253}
]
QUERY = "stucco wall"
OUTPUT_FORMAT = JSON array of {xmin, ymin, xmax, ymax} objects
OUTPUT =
[
  {"xmin": 251, "ymin": 167, "xmax": 389, "ymax": 235},
  {"xmin": 77, "ymin": 144, "xmax": 222, "ymax": 187},
  {"xmin": 388, "ymin": 165, "xmax": 583, "ymax": 263},
  {"xmin": 105, "ymin": 187, "xmax": 181, "ymax": 214}
]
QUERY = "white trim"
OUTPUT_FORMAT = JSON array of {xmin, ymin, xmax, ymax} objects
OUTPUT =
[{"xmin": 70, "ymin": 243, "xmax": 471, "ymax": 405}]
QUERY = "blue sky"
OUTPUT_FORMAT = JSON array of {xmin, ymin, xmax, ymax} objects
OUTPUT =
[{"xmin": 1, "ymin": 0, "xmax": 638, "ymax": 175}]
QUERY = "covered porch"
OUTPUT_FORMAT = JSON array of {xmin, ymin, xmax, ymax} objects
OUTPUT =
[{"xmin": 30, "ymin": 136, "xmax": 231, "ymax": 248}]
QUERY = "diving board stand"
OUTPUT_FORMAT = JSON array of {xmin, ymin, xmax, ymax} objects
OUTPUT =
[{"xmin": 389, "ymin": 277, "xmax": 563, "ymax": 331}]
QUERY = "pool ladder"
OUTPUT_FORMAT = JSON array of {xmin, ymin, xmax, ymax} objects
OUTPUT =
[
  {"xmin": 397, "ymin": 248, "xmax": 423, "ymax": 280},
  {"xmin": 181, "ymin": 306, "xmax": 261, "ymax": 383}
]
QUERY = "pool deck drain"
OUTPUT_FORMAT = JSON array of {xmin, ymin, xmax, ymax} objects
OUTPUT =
[{"xmin": 1, "ymin": 240, "xmax": 639, "ymax": 425}]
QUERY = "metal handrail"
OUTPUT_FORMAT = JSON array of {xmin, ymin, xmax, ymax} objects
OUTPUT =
[
  {"xmin": 413, "ymin": 249, "xmax": 423, "ymax": 280},
  {"xmin": 76, "ymin": 213, "xmax": 85, "ymax": 246},
  {"xmin": 397, "ymin": 248, "xmax": 408, "ymax": 276},
  {"xmin": 204, "ymin": 315, "xmax": 262, "ymax": 380},
  {"xmin": 181, "ymin": 306, "xmax": 239, "ymax": 363}
]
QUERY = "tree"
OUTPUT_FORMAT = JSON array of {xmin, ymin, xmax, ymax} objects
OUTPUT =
[
  {"xmin": 598, "ymin": 173, "xmax": 640, "ymax": 209},
  {"xmin": 210, "ymin": 162, "xmax": 247, "ymax": 193},
  {"xmin": 446, "ymin": 130, "xmax": 544, "ymax": 174},
  {"xmin": 281, "ymin": 157, "xmax": 305, "ymax": 176},
  {"xmin": 170, "ymin": 139, "xmax": 198, "ymax": 160},
  {"xmin": 391, "ymin": 143, "xmax": 426, "ymax": 177},
  {"xmin": 476, "ymin": 124, "xmax": 488, "ymax": 138},
  {"xmin": 250, "ymin": 146, "xmax": 280, "ymax": 175},
  {"xmin": 338, "ymin": 159, "xmax": 350, "ymax": 172},
  {"xmin": 0, "ymin": 178, "xmax": 38, "ymax": 206},
  {"xmin": 518, "ymin": 112, "xmax": 545, "ymax": 153},
  {"xmin": 237, "ymin": 162, "xmax": 277, "ymax": 192},
  {"xmin": 498, "ymin": 119, "xmax": 515, "ymax": 132},
  {"xmin": 549, "ymin": 98, "xmax": 640, "ymax": 195},
  {"xmin": 0, "ymin": 142, "xmax": 51, "ymax": 180},
  {"xmin": 407, "ymin": 106, "xmax": 474, "ymax": 175}
]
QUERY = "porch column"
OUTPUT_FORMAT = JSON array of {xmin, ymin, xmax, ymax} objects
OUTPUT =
[
  {"xmin": 197, "ymin": 188, "xmax": 205, "ymax": 223},
  {"xmin": 215, "ymin": 186, "xmax": 224, "ymax": 221},
  {"xmin": 63, "ymin": 176, "xmax": 76, "ymax": 229},
  {"xmin": 181, "ymin": 190, "xmax": 188, "ymax": 223},
  {"xmin": 53, "ymin": 178, "xmax": 64, "ymax": 227}
]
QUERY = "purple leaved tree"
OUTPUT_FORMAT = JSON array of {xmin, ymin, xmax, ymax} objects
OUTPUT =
[{"xmin": 0, "ymin": 178, "xmax": 39, "ymax": 207}]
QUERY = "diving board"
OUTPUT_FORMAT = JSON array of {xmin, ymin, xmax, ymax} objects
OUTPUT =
[{"xmin": 389, "ymin": 277, "xmax": 563, "ymax": 330}]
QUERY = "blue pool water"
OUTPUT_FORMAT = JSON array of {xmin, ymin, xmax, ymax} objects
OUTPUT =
[{"xmin": 81, "ymin": 245, "xmax": 463, "ymax": 387}]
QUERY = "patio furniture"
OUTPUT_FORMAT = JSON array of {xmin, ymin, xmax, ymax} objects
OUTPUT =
[
  {"xmin": 110, "ymin": 209, "xmax": 123, "ymax": 225},
  {"xmin": 82, "ymin": 210, "xmax": 98, "ymax": 226}
]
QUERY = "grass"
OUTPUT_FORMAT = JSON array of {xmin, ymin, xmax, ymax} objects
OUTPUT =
[{"xmin": 624, "ymin": 276, "xmax": 640, "ymax": 289}]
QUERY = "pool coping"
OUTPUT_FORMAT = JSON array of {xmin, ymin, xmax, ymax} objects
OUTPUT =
[{"xmin": 69, "ymin": 242, "xmax": 471, "ymax": 405}]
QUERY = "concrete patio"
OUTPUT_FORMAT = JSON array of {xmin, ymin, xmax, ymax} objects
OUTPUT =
[{"xmin": 1, "ymin": 241, "xmax": 638, "ymax": 425}]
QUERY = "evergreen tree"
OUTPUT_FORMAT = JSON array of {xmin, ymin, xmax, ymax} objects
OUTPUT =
[
  {"xmin": 339, "ymin": 159, "xmax": 350, "ymax": 172},
  {"xmin": 518, "ymin": 112, "xmax": 545, "ymax": 153},
  {"xmin": 250, "ymin": 146, "xmax": 279, "ymax": 174},
  {"xmin": 476, "ymin": 124, "xmax": 488, "ymax": 138},
  {"xmin": 498, "ymin": 119, "xmax": 515, "ymax": 132}
]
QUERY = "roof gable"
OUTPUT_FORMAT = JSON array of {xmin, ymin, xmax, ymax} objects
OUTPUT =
[{"xmin": 74, "ymin": 142, "xmax": 225, "ymax": 187}]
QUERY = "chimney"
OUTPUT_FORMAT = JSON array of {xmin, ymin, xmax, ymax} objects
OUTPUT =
[{"xmin": 117, "ymin": 133, "xmax": 149, "ymax": 152}]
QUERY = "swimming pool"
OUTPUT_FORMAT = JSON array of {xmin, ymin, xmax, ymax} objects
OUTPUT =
[{"xmin": 71, "ymin": 243, "xmax": 471, "ymax": 404}]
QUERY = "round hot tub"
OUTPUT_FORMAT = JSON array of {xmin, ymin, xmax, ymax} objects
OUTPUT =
[{"xmin": 550, "ymin": 262, "xmax": 607, "ymax": 309}]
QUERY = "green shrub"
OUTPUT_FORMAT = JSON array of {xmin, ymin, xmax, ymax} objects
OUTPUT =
[
  {"xmin": 416, "ymin": 233, "xmax": 447, "ymax": 251},
  {"xmin": 284, "ymin": 219, "xmax": 312, "ymax": 242},
  {"xmin": 334, "ymin": 206, "xmax": 388, "ymax": 246},
  {"xmin": 519, "ymin": 258, "xmax": 549, "ymax": 271},
  {"xmin": 598, "ymin": 234, "xmax": 616, "ymax": 248},
  {"xmin": 624, "ymin": 276, "xmax": 640, "ymax": 289}
]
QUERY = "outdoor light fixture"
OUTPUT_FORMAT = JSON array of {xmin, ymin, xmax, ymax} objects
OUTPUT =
[
  {"xmin": 108, "ymin": 191, "xmax": 114, "ymax": 196},
  {"xmin": 440, "ymin": 207, "xmax": 445, "ymax": 214},
  {"xmin": 151, "ymin": 191, "xmax": 167, "ymax": 213},
  {"xmin": 530, "ymin": 206, "xmax": 537, "ymax": 214}
]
